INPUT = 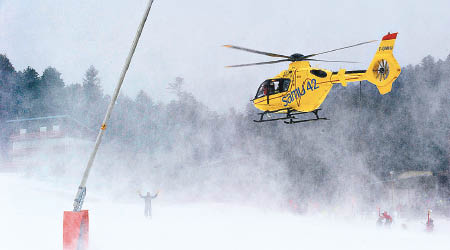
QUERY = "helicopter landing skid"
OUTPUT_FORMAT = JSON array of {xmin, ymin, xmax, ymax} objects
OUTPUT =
[{"xmin": 253, "ymin": 108, "xmax": 328, "ymax": 124}]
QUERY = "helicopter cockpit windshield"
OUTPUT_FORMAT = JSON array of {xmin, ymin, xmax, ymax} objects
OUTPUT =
[{"xmin": 255, "ymin": 78, "xmax": 290, "ymax": 99}]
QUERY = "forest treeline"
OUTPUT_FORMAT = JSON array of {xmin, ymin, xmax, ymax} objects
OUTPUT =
[{"xmin": 0, "ymin": 53, "xmax": 449, "ymax": 203}]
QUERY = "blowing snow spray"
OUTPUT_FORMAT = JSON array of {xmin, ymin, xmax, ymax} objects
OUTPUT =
[{"xmin": 62, "ymin": 1, "xmax": 155, "ymax": 249}]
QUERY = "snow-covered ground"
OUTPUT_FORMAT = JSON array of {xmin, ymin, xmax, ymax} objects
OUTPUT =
[{"xmin": 2, "ymin": 172, "xmax": 450, "ymax": 250}]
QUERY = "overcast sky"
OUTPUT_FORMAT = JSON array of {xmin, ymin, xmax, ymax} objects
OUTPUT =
[{"xmin": 1, "ymin": 0, "xmax": 449, "ymax": 112}]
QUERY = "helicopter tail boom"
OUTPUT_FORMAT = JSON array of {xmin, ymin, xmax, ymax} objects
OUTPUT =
[{"xmin": 364, "ymin": 32, "xmax": 401, "ymax": 94}]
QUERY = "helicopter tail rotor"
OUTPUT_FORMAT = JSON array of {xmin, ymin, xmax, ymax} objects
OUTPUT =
[{"xmin": 365, "ymin": 33, "xmax": 401, "ymax": 95}]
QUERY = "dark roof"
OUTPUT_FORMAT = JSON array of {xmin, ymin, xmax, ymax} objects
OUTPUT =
[
  {"xmin": 5, "ymin": 115, "xmax": 69, "ymax": 123},
  {"xmin": 5, "ymin": 115, "xmax": 95, "ymax": 133}
]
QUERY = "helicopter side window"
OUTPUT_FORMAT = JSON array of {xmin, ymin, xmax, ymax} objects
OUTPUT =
[
  {"xmin": 280, "ymin": 79, "xmax": 290, "ymax": 92},
  {"xmin": 310, "ymin": 69, "xmax": 328, "ymax": 78},
  {"xmin": 268, "ymin": 81, "xmax": 276, "ymax": 95},
  {"xmin": 274, "ymin": 79, "xmax": 290, "ymax": 93}
]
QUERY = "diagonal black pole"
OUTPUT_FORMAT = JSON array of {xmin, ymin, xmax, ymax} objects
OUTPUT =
[{"xmin": 73, "ymin": 0, "xmax": 155, "ymax": 212}]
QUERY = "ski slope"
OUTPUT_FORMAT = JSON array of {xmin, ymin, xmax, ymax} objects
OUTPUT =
[{"xmin": 2, "ymin": 173, "xmax": 450, "ymax": 250}]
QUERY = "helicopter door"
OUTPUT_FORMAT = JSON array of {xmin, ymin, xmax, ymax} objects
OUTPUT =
[
  {"xmin": 279, "ymin": 79, "xmax": 290, "ymax": 92},
  {"xmin": 255, "ymin": 79, "xmax": 290, "ymax": 104}
]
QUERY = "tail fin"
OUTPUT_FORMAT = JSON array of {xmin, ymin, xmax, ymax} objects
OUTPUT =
[{"xmin": 365, "ymin": 32, "xmax": 401, "ymax": 94}]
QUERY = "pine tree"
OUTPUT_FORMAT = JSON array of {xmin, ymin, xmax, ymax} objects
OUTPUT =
[
  {"xmin": 82, "ymin": 65, "xmax": 102, "ymax": 104},
  {"xmin": 81, "ymin": 65, "xmax": 104, "ymax": 128},
  {"xmin": 0, "ymin": 54, "xmax": 16, "ymax": 120},
  {"xmin": 0, "ymin": 55, "xmax": 16, "ymax": 160},
  {"xmin": 41, "ymin": 67, "xmax": 66, "ymax": 115},
  {"xmin": 16, "ymin": 67, "xmax": 41, "ymax": 118}
]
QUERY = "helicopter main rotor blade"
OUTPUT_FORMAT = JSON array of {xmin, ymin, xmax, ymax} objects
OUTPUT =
[
  {"xmin": 225, "ymin": 59, "xmax": 290, "ymax": 68},
  {"xmin": 223, "ymin": 45, "xmax": 291, "ymax": 59},
  {"xmin": 307, "ymin": 59, "xmax": 359, "ymax": 63},
  {"xmin": 302, "ymin": 40, "xmax": 378, "ymax": 60}
]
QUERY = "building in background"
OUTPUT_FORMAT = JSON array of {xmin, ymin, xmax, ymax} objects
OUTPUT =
[
  {"xmin": 1, "ymin": 115, "xmax": 94, "ymax": 169},
  {"xmin": 387, "ymin": 170, "xmax": 449, "ymax": 217}
]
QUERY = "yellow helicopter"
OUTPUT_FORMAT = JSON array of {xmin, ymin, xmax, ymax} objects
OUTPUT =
[{"xmin": 224, "ymin": 32, "xmax": 401, "ymax": 124}]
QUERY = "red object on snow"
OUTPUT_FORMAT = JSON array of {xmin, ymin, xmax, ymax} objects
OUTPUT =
[
  {"xmin": 381, "ymin": 211, "xmax": 392, "ymax": 222},
  {"xmin": 63, "ymin": 210, "xmax": 89, "ymax": 250}
]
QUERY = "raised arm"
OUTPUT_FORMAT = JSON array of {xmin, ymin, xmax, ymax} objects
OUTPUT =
[{"xmin": 151, "ymin": 191, "xmax": 160, "ymax": 199}]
